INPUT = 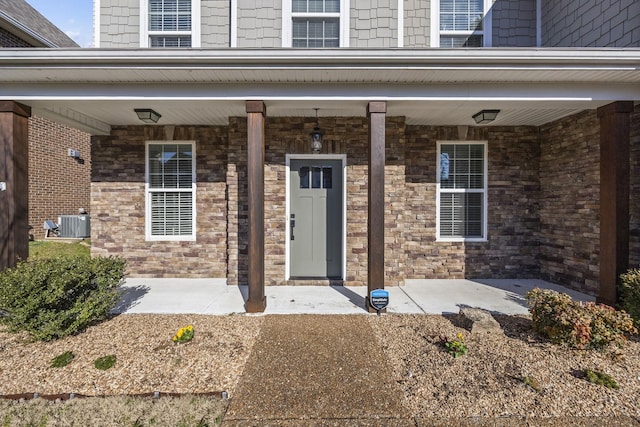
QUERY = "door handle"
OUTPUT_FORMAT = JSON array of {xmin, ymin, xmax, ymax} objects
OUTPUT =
[{"xmin": 290, "ymin": 214, "xmax": 295, "ymax": 240}]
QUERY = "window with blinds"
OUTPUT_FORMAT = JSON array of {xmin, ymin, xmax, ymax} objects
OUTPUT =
[
  {"xmin": 148, "ymin": 0, "xmax": 192, "ymax": 48},
  {"xmin": 439, "ymin": 0, "xmax": 484, "ymax": 47},
  {"xmin": 290, "ymin": 0, "xmax": 341, "ymax": 47},
  {"xmin": 437, "ymin": 142, "xmax": 487, "ymax": 240},
  {"xmin": 146, "ymin": 142, "xmax": 196, "ymax": 240}
]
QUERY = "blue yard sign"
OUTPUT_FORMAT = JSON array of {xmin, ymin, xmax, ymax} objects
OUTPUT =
[{"xmin": 370, "ymin": 288, "xmax": 389, "ymax": 312}]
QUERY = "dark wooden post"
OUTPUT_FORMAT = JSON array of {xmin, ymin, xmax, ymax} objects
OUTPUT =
[
  {"xmin": 597, "ymin": 101, "xmax": 633, "ymax": 306},
  {"xmin": 245, "ymin": 100, "xmax": 266, "ymax": 313},
  {"xmin": 366, "ymin": 101, "xmax": 386, "ymax": 313},
  {"xmin": 0, "ymin": 101, "xmax": 31, "ymax": 271}
]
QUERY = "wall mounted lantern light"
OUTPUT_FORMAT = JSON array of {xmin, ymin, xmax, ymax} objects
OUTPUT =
[
  {"xmin": 472, "ymin": 109, "xmax": 500, "ymax": 124},
  {"xmin": 310, "ymin": 108, "xmax": 323, "ymax": 153},
  {"xmin": 134, "ymin": 108, "xmax": 162, "ymax": 123}
]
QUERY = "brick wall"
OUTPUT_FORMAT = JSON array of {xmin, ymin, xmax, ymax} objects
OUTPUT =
[
  {"xmin": 542, "ymin": 0, "xmax": 640, "ymax": 47},
  {"xmin": 28, "ymin": 115, "xmax": 91, "ymax": 235},
  {"xmin": 0, "ymin": 27, "xmax": 33, "ymax": 47},
  {"xmin": 491, "ymin": 0, "xmax": 537, "ymax": 47},
  {"xmin": 630, "ymin": 104, "xmax": 640, "ymax": 268},
  {"xmin": 351, "ymin": 0, "xmax": 398, "ymax": 47},
  {"xmin": 538, "ymin": 110, "xmax": 600, "ymax": 294},
  {"xmin": 91, "ymin": 125, "xmax": 228, "ymax": 277},
  {"xmin": 404, "ymin": 125, "xmax": 540, "ymax": 279}
]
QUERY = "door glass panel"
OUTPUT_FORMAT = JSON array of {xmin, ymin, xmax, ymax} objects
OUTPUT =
[
  {"xmin": 299, "ymin": 167, "xmax": 310, "ymax": 189},
  {"xmin": 322, "ymin": 167, "xmax": 332, "ymax": 189},
  {"xmin": 312, "ymin": 167, "xmax": 322, "ymax": 188}
]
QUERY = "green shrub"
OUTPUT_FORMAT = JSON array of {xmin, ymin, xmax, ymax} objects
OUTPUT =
[
  {"xmin": 619, "ymin": 269, "xmax": 640, "ymax": 328},
  {"xmin": 0, "ymin": 256, "xmax": 126, "ymax": 341},
  {"xmin": 51, "ymin": 351, "xmax": 75, "ymax": 368},
  {"xmin": 526, "ymin": 288, "xmax": 637, "ymax": 350},
  {"xmin": 94, "ymin": 355, "xmax": 117, "ymax": 370},
  {"xmin": 581, "ymin": 368, "xmax": 619, "ymax": 389}
]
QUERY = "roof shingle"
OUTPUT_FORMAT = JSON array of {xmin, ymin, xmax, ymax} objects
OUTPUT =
[{"xmin": 0, "ymin": 0, "xmax": 79, "ymax": 47}]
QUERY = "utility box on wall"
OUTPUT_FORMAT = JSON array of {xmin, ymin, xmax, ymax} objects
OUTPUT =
[{"xmin": 58, "ymin": 215, "xmax": 91, "ymax": 238}]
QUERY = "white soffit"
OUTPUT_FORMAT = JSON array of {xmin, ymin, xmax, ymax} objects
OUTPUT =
[{"xmin": 2, "ymin": 48, "xmax": 638, "ymax": 133}]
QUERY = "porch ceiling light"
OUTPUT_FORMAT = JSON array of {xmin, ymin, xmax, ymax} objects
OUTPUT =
[
  {"xmin": 472, "ymin": 109, "xmax": 500, "ymax": 124},
  {"xmin": 134, "ymin": 108, "xmax": 161, "ymax": 124},
  {"xmin": 310, "ymin": 108, "xmax": 323, "ymax": 153}
]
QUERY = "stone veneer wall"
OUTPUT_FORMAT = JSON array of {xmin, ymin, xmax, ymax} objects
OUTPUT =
[
  {"xmin": 630, "ymin": 105, "xmax": 640, "ymax": 268},
  {"xmin": 91, "ymin": 112, "xmax": 622, "ymax": 293},
  {"xmin": 538, "ymin": 111, "xmax": 600, "ymax": 294},
  {"xmin": 404, "ymin": 126, "xmax": 540, "ymax": 278},
  {"xmin": 91, "ymin": 125, "xmax": 228, "ymax": 277},
  {"xmin": 227, "ymin": 116, "xmax": 406, "ymax": 286}
]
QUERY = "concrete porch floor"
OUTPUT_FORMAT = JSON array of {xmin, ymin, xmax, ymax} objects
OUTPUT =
[{"xmin": 113, "ymin": 278, "xmax": 594, "ymax": 315}]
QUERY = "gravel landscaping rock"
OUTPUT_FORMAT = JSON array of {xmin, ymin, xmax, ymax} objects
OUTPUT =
[
  {"xmin": 370, "ymin": 314, "xmax": 640, "ymax": 419},
  {"xmin": 1, "ymin": 312, "xmax": 639, "ymax": 424},
  {"xmin": 0, "ymin": 314, "xmax": 262, "ymax": 397}
]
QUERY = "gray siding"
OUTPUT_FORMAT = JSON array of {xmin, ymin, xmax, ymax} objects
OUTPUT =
[
  {"xmin": 542, "ymin": 0, "xmax": 640, "ymax": 47},
  {"xmin": 491, "ymin": 0, "xmax": 536, "ymax": 47},
  {"xmin": 350, "ymin": 0, "xmax": 398, "ymax": 47},
  {"xmin": 237, "ymin": 0, "xmax": 282, "ymax": 47},
  {"xmin": 403, "ymin": 0, "xmax": 430, "ymax": 47},
  {"xmin": 201, "ymin": 0, "xmax": 230, "ymax": 47},
  {"xmin": 100, "ymin": 0, "xmax": 141, "ymax": 47}
]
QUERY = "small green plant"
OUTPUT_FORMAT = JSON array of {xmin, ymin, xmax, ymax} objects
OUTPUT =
[
  {"xmin": 581, "ymin": 368, "xmax": 619, "ymax": 389},
  {"xmin": 94, "ymin": 355, "xmax": 117, "ymax": 370},
  {"xmin": 619, "ymin": 269, "xmax": 640, "ymax": 328},
  {"xmin": 50, "ymin": 351, "xmax": 75, "ymax": 368},
  {"xmin": 526, "ymin": 288, "xmax": 637, "ymax": 350},
  {"xmin": 0, "ymin": 255, "xmax": 126, "ymax": 341},
  {"xmin": 443, "ymin": 332, "xmax": 468, "ymax": 358},
  {"xmin": 173, "ymin": 325, "xmax": 194, "ymax": 343},
  {"xmin": 522, "ymin": 375, "xmax": 542, "ymax": 393}
]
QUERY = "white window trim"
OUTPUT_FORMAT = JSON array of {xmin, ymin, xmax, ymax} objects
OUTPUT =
[
  {"xmin": 145, "ymin": 141, "xmax": 197, "ymax": 241},
  {"xmin": 430, "ymin": 0, "xmax": 492, "ymax": 47},
  {"xmin": 282, "ymin": 0, "xmax": 350, "ymax": 48},
  {"xmin": 436, "ymin": 141, "xmax": 488, "ymax": 242},
  {"xmin": 230, "ymin": 0, "xmax": 237, "ymax": 47},
  {"xmin": 397, "ymin": 0, "xmax": 404, "ymax": 47},
  {"xmin": 536, "ymin": 0, "xmax": 542, "ymax": 47},
  {"xmin": 285, "ymin": 154, "xmax": 347, "ymax": 280},
  {"xmin": 140, "ymin": 0, "xmax": 201, "ymax": 47}
]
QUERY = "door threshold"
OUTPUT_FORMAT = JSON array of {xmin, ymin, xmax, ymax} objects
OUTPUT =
[{"xmin": 286, "ymin": 278, "xmax": 344, "ymax": 286}]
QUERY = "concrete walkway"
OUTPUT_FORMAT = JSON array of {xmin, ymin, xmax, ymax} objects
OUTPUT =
[{"xmin": 114, "ymin": 278, "xmax": 594, "ymax": 315}]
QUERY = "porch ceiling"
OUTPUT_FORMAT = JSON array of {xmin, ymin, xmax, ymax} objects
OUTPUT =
[{"xmin": 0, "ymin": 48, "xmax": 638, "ymax": 134}]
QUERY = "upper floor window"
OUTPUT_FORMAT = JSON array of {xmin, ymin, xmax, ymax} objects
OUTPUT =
[
  {"xmin": 141, "ymin": 0, "xmax": 201, "ymax": 47},
  {"xmin": 432, "ymin": 0, "xmax": 491, "ymax": 47},
  {"xmin": 282, "ymin": 0, "xmax": 349, "ymax": 47}
]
